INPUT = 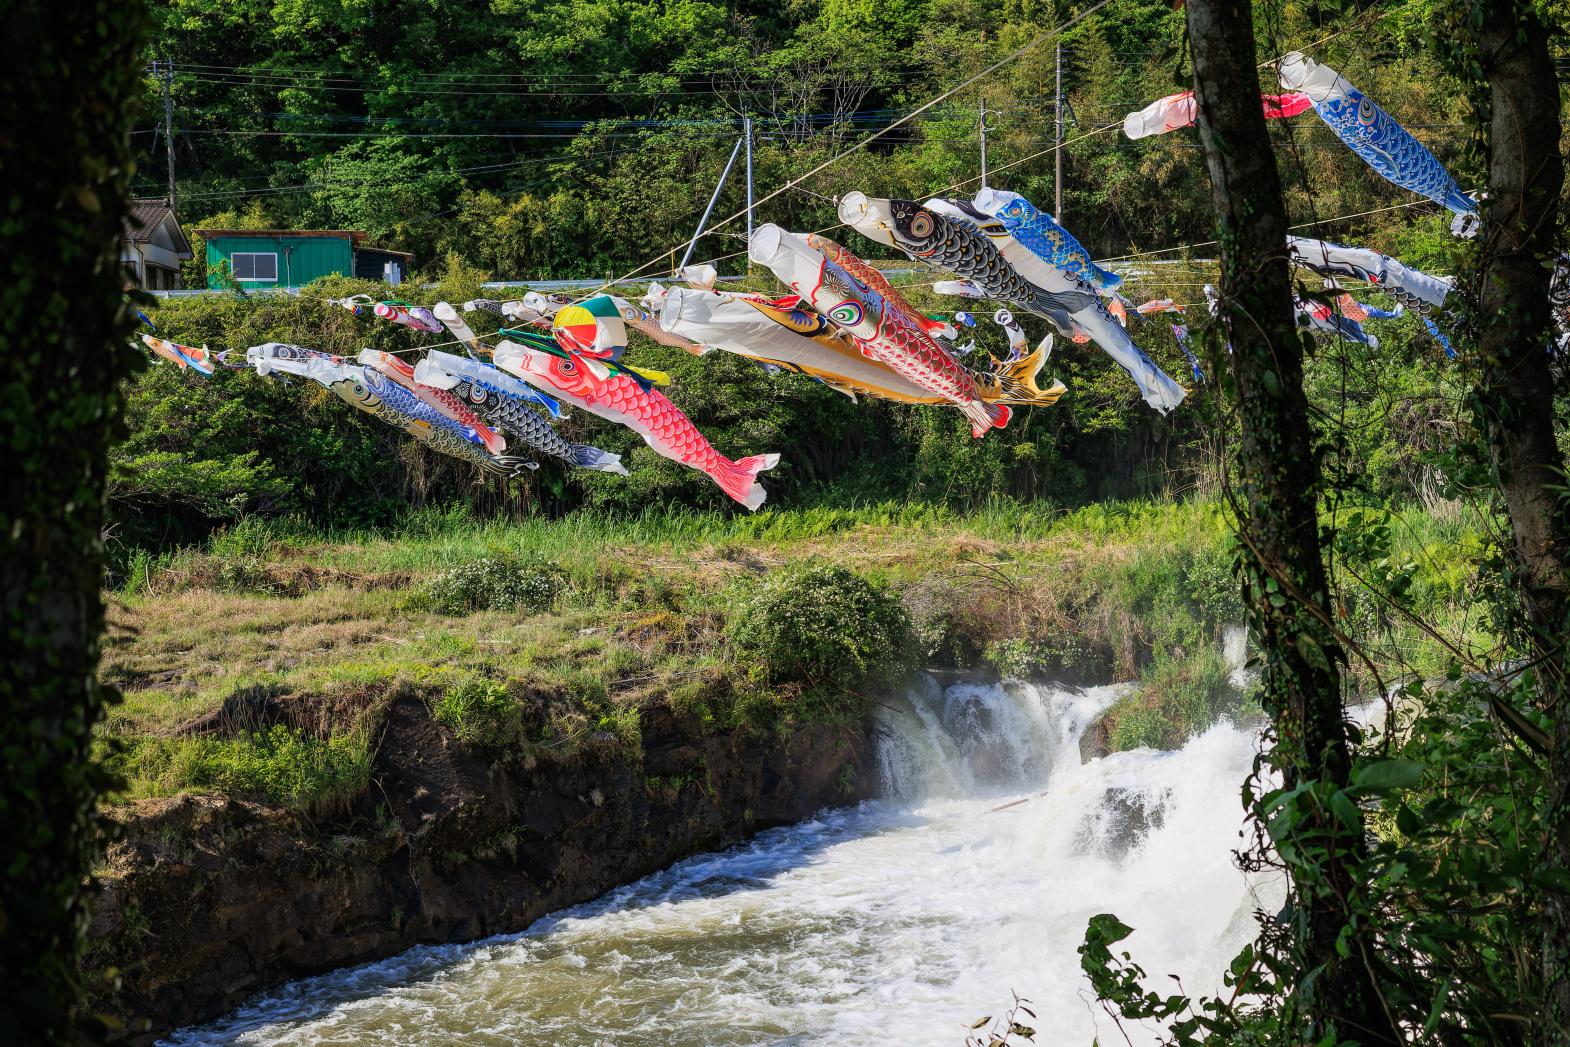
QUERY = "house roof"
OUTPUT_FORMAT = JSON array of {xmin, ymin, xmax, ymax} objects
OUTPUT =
[
  {"xmin": 191, "ymin": 228, "xmax": 372, "ymax": 245},
  {"xmin": 125, "ymin": 199, "xmax": 173, "ymax": 242},
  {"xmin": 125, "ymin": 198, "xmax": 193, "ymax": 256}
]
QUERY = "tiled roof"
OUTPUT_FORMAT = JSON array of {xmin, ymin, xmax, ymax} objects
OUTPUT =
[{"xmin": 124, "ymin": 198, "xmax": 174, "ymax": 242}]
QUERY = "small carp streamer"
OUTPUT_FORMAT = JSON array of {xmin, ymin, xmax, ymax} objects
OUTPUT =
[
  {"xmin": 358, "ymin": 348, "xmax": 507, "ymax": 454},
  {"xmin": 1171, "ymin": 323, "xmax": 1204, "ymax": 383},
  {"xmin": 1287, "ymin": 237, "xmax": 1452, "ymax": 310},
  {"xmin": 140, "ymin": 334, "xmax": 215, "ymax": 375},
  {"xmin": 1122, "ymin": 90, "xmax": 1311, "ymax": 139},
  {"xmin": 972, "ymin": 188, "xmax": 1122, "ymax": 292},
  {"xmin": 415, "ymin": 351, "xmax": 626, "ymax": 475}
]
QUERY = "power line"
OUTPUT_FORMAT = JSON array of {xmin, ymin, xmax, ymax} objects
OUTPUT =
[
  {"xmin": 149, "ymin": 128, "xmax": 744, "ymax": 140},
  {"xmin": 1093, "ymin": 198, "xmax": 1448, "ymax": 265},
  {"xmin": 579, "ymin": 0, "xmax": 1122, "ymax": 299},
  {"xmin": 170, "ymin": 69, "xmax": 928, "ymax": 99},
  {"xmin": 178, "ymin": 144, "xmax": 639, "ymax": 201},
  {"xmin": 171, "ymin": 63, "xmax": 928, "ymax": 80}
]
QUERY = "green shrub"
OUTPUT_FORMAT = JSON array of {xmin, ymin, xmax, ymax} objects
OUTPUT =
[
  {"xmin": 1183, "ymin": 544, "xmax": 1246, "ymax": 627},
  {"xmin": 984, "ymin": 631, "xmax": 1108, "ymax": 681},
  {"xmin": 1106, "ymin": 649, "xmax": 1245, "ymax": 752},
  {"xmin": 431, "ymin": 677, "xmax": 520, "ymax": 747},
  {"xmin": 984, "ymin": 636, "xmax": 1055, "ymax": 679},
  {"xmin": 594, "ymin": 705, "xmax": 642, "ymax": 750},
  {"xmin": 726, "ymin": 562, "xmax": 916, "ymax": 714},
  {"xmin": 902, "ymin": 574, "xmax": 984, "ymax": 667},
  {"xmin": 424, "ymin": 555, "xmax": 566, "ymax": 614},
  {"xmin": 208, "ymin": 515, "xmax": 291, "ymax": 561},
  {"xmin": 216, "ymin": 557, "xmax": 277, "ymax": 594}
]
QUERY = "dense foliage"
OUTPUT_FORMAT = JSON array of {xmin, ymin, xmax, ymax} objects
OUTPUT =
[
  {"xmin": 140, "ymin": 0, "xmax": 1481, "ymax": 277},
  {"xmin": 728, "ymin": 561, "xmax": 917, "ymax": 710}
]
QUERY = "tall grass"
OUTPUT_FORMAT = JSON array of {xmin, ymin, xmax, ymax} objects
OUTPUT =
[
  {"xmin": 101, "ymin": 496, "xmax": 1496, "ymax": 783},
  {"xmin": 111, "ymin": 726, "xmax": 372, "ymax": 819},
  {"xmin": 119, "ymin": 497, "xmax": 1238, "ymax": 588}
]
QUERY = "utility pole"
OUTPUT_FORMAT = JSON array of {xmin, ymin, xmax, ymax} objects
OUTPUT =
[
  {"xmin": 744, "ymin": 116, "xmax": 754, "ymax": 254},
  {"xmin": 1053, "ymin": 42, "xmax": 1064, "ymax": 219},
  {"xmin": 160, "ymin": 57, "xmax": 176, "ymax": 209},
  {"xmin": 978, "ymin": 96, "xmax": 988, "ymax": 189}
]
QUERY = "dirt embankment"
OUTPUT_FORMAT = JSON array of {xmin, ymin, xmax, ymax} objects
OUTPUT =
[{"xmin": 86, "ymin": 694, "xmax": 869, "ymax": 1041}]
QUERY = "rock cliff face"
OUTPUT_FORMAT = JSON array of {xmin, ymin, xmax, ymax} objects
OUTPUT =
[{"xmin": 87, "ymin": 695, "xmax": 869, "ymax": 1040}]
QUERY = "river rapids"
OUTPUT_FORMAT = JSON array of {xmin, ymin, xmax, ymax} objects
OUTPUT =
[{"xmin": 165, "ymin": 675, "xmax": 1278, "ymax": 1046}]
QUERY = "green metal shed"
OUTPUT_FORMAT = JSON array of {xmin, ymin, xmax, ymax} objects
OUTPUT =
[{"xmin": 192, "ymin": 229, "xmax": 414, "ymax": 289}]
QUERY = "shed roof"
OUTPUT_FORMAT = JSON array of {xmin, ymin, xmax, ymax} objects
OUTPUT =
[{"xmin": 192, "ymin": 228, "xmax": 371, "ymax": 244}]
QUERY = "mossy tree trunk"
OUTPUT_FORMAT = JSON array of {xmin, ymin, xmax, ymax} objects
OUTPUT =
[
  {"xmin": 1184, "ymin": 0, "xmax": 1396, "ymax": 1040},
  {"xmin": 0, "ymin": 2, "xmax": 149, "ymax": 1040},
  {"xmin": 1464, "ymin": 1, "xmax": 1569, "ymax": 1039}
]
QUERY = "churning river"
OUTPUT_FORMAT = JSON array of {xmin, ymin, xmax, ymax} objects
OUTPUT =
[{"xmin": 165, "ymin": 674, "xmax": 1279, "ymax": 1046}]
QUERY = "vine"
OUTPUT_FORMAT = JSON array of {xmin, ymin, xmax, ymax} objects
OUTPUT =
[{"xmin": 0, "ymin": 1, "xmax": 152, "ymax": 1040}]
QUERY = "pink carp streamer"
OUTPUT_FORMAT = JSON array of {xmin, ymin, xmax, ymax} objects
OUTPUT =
[
  {"xmin": 494, "ymin": 341, "xmax": 778, "ymax": 510},
  {"xmin": 749, "ymin": 224, "xmax": 1008, "ymax": 438},
  {"xmin": 1123, "ymin": 90, "xmax": 1311, "ymax": 139}
]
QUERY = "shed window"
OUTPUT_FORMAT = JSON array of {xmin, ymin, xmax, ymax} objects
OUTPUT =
[{"xmin": 232, "ymin": 252, "xmax": 278, "ymax": 281}]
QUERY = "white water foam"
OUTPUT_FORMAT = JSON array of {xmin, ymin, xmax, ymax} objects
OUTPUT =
[
  {"xmin": 1222, "ymin": 622, "xmax": 1254, "ymax": 690},
  {"xmin": 164, "ymin": 679, "xmax": 1279, "ymax": 1046}
]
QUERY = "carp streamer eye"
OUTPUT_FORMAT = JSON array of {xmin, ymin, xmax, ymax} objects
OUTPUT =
[
  {"xmin": 1356, "ymin": 97, "xmax": 1377, "ymax": 126},
  {"xmin": 909, "ymin": 211, "xmax": 934, "ymax": 238},
  {"xmin": 829, "ymin": 303, "xmax": 863, "ymax": 327}
]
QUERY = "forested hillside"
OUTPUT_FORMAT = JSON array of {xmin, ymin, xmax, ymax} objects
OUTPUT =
[
  {"xmin": 118, "ymin": 0, "xmax": 1545, "ymax": 563},
  {"xmin": 144, "ymin": 0, "xmax": 1474, "ymax": 276}
]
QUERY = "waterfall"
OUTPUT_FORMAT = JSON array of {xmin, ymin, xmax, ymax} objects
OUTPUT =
[
  {"xmin": 874, "ymin": 676, "xmax": 1127, "ymax": 801},
  {"xmin": 1222, "ymin": 621, "xmax": 1253, "ymax": 690},
  {"xmin": 167, "ymin": 676, "xmax": 1277, "ymax": 1047}
]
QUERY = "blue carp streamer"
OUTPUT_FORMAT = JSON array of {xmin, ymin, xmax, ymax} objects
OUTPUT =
[{"xmin": 1280, "ymin": 52, "xmax": 1475, "ymax": 218}]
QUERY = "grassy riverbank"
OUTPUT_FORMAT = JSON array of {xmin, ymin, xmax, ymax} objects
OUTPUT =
[{"xmin": 100, "ymin": 498, "xmax": 1492, "ymax": 815}]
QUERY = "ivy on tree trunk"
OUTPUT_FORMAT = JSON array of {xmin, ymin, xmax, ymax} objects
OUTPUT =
[
  {"xmin": 1184, "ymin": 0, "xmax": 1396, "ymax": 1040},
  {"xmin": 0, "ymin": 1, "xmax": 149, "ymax": 1040},
  {"xmin": 1464, "ymin": 0, "xmax": 1569, "ymax": 1039}
]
